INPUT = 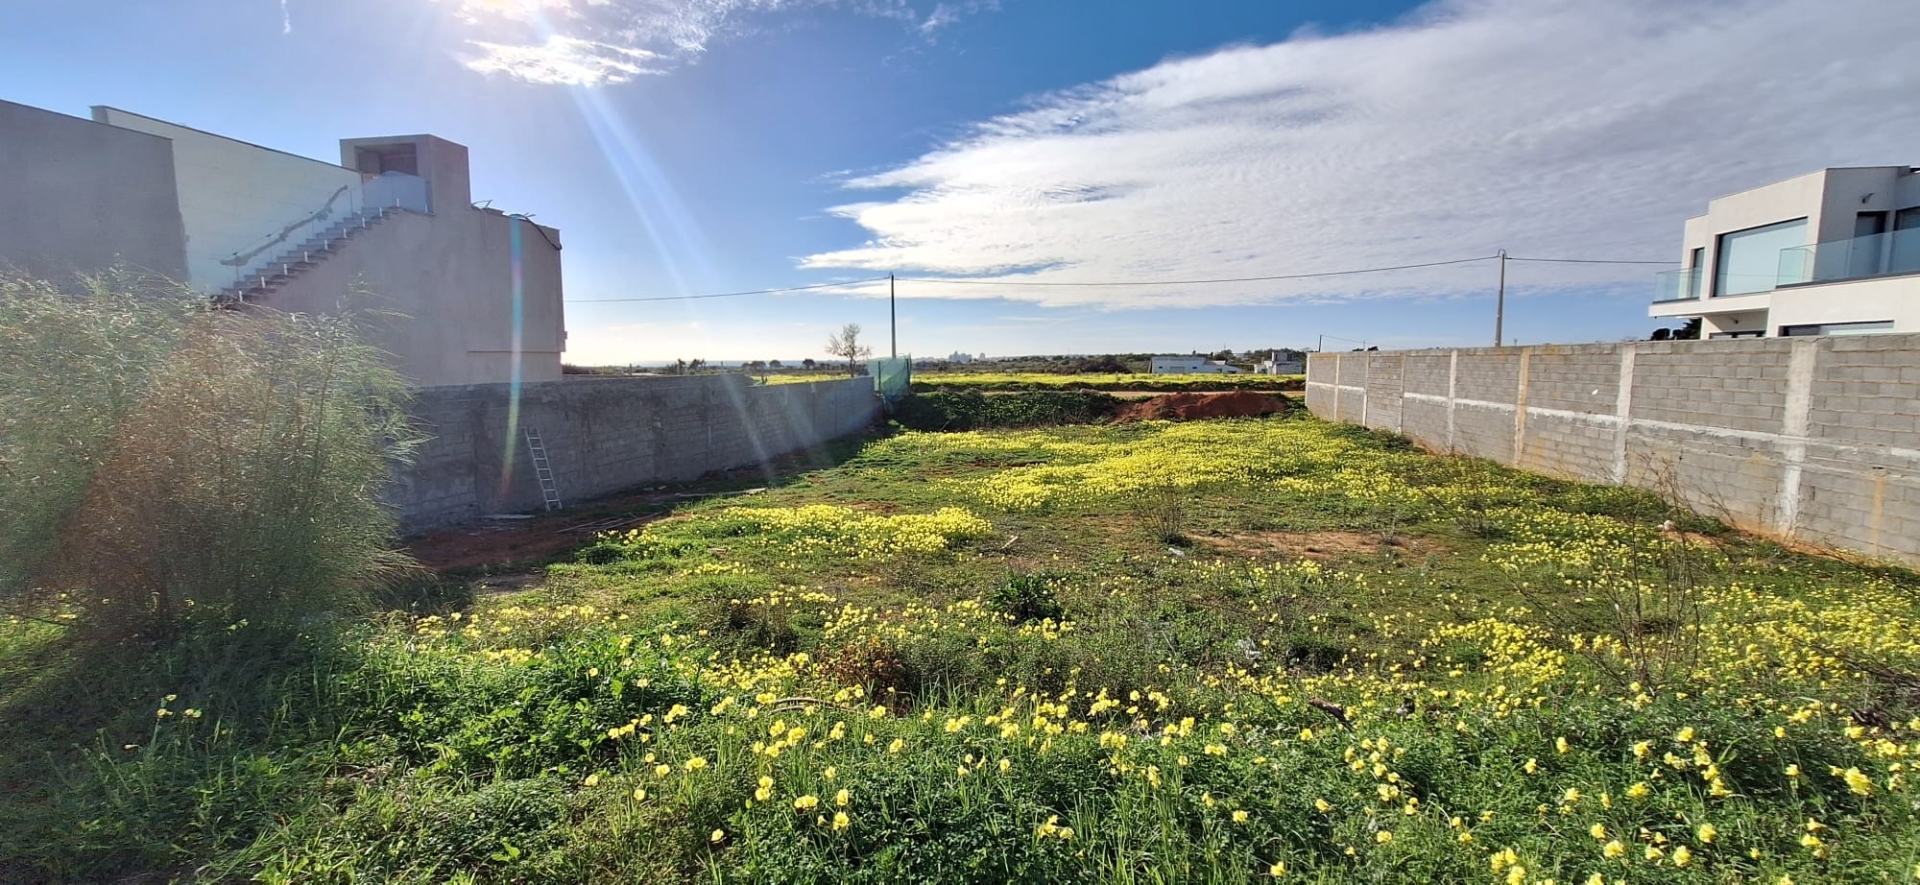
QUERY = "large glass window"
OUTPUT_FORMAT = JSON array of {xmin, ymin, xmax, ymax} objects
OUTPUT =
[
  {"xmin": 1893, "ymin": 207, "xmax": 1920, "ymax": 275},
  {"xmin": 1715, "ymin": 218, "xmax": 1807, "ymax": 296}
]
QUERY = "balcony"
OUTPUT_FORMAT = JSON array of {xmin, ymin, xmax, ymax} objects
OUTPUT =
[
  {"xmin": 1779, "ymin": 228, "xmax": 1920, "ymax": 287},
  {"xmin": 1653, "ymin": 267, "xmax": 1702, "ymax": 302}
]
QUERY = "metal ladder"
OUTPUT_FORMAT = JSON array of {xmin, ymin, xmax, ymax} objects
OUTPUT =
[{"xmin": 524, "ymin": 426, "xmax": 562, "ymax": 511}]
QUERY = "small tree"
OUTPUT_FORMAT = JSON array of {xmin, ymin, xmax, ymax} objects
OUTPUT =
[
  {"xmin": 825, "ymin": 323, "xmax": 873, "ymax": 377},
  {"xmin": 802, "ymin": 358, "xmax": 816, "ymax": 370},
  {"xmin": 769, "ymin": 359, "xmax": 783, "ymax": 369}
]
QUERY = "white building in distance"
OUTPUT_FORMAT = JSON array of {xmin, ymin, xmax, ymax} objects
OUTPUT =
[
  {"xmin": 1151, "ymin": 355, "xmax": 1242, "ymax": 374},
  {"xmin": 1650, "ymin": 166, "xmax": 1920, "ymax": 339}
]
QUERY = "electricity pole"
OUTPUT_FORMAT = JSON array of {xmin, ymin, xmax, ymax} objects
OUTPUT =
[
  {"xmin": 1493, "ymin": 249, "xmax": 1507, "ymax": 347},
  {"xmin": 889, "ymin": 274, "xmax": 897, "ymax": 359}
]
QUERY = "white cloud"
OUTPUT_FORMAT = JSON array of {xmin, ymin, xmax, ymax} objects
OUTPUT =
[
  {"xmin": 801, "ymin": 0, "xmax": 1920, "ymax": 308},
  {"xmin": 465, "ymin": 34, "xmax": 665, "ymax": 85},
  {"xmin": 453, "ymin": 0, "xmax": 985, "ymax": 84},
  {"xmin": 919, "ymin": 3, "xmax": 958, "ymax": 34}
]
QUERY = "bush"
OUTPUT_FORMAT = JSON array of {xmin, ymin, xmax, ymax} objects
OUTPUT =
[
  {"xmin": 989, "ymin": 573, "xmax": 1065, "ymax": 623},
  {"xmin": 0, "ymin": 271, "xmax": 422, "ymax": 639},
  {"xmin": 893, "ymin": 391, "xmax": 1123, "ymax": 431}
]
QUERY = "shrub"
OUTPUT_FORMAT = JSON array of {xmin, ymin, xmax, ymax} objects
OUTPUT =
[
  {"xmin": 893, "ymin": 391, "xmax": 1123, "ymax": 431},
  {"xmin": 989, "ymin": 573, "xmax": 1065, "ymax": 623},
  {"xmin": 0, "ymin": 271, "xmax": 422, "ymax": 639}
]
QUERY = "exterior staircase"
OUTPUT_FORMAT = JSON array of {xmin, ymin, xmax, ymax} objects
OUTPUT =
[{"xmin": 219, "ymin": 206, "xmax": 398, "ymax": 304}]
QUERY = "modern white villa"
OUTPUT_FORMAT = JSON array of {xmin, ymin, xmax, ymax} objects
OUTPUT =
[
  {"xmin": 1650, "ymin": 166, "xmax": 1920, "ymax": 338},
  {"xmin": 1150, "ymin": 355, "xmax": 1241, "ymax": 374},
  {"xmin": 0, "ymin": 98, "xmax": 565, "ymax": 387}
]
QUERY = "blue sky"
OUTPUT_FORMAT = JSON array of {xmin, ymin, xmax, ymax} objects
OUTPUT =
[{"xmin": 5, "ymin": 0, "xmax": 1918, "ymax": 364}]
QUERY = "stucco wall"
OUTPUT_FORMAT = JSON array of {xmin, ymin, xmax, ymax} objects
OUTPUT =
[
  {"xmin": 252, "ymin": 208, "xmax": 565, "ymax": 387},
  {"xmin": 0, "ymin": 100, "xmax": 187, "ymax": 283},
  {"xmin": 93, "ymin": 106, "xmax": 361, "ymax": 292},
  {"xmin": 393, "ymin": 374, "xmax": 880, "ymax": 531},
  {"xmin": 1306, "ymin": 337, "xmax": 1920, "ymax": 567},
  {"xmin": 1770, "ymin": 275, "xmax": 1920, "ymax": 331}
]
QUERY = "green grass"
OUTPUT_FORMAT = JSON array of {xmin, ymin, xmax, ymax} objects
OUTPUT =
[{"xmin": 4, "ymin": 415, "xmax": 1920, "ymax": 883}]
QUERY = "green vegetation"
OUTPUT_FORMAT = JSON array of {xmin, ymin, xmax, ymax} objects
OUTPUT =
[
  {"xmin": 4, "ymin": 368, "xmax": 1919, "ymax": 882},
  {"xmin": 911, "ymin": 372, "xmax": 1304, "ymax": 392},
  {"xmin": 892, "ymin": 390, "xmax": 1128, "ymax": 430},
  {"xmin": 0, "ymin": 273, "xmax": 417, "ymax": 640}
]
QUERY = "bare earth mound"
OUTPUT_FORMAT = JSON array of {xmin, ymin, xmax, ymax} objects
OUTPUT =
[{"xmin": 1111, "ymin": 391, "xmax": 1290, "ymax": 423}]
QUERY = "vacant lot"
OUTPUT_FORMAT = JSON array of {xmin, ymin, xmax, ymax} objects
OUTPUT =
[{"xmin": 4, "ymin": 416, "xmax": 1918, "ymax": 883}]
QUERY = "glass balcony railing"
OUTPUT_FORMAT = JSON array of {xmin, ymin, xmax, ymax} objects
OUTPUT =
[
  {"xmin": 1653, "ymin": 267, "xmax": 1701, "ymax": 302},
  {"xmin": 1779, "ymin": 229, "xmax": 1920, "ymax": 287}
]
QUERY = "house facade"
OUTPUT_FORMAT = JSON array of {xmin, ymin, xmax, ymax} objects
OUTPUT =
[
  {"xmin": 0, "ymin": 98, "xmax": 565, "ymax": 387},
  {"xmin": 1254, "ymin": 350, "xmax": 1306, "ymax": 374},
  {"xmin": 1150, "ymin": 355, "xmax": 1242, "ymax": 374},
  {"xmin": 1650, "ymin": 166, "xmax": 1920, "ymax": 339}
]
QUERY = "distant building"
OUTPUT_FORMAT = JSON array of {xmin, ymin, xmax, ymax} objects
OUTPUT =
[
  {"xmin": 1650, "ymin": 165, "xmax": 1920, "ymax": 338},
  {"xmin": 0, "ymin": 98, "xmax": 565, "ymax": 387},
  {"xmin": 1254, "ymin": 350, "xmax": 1306, "ymax": 374},
  {"xmin": 948, "ymin": 351, "xmax": 974, "ymax": 364},
  {"xmin": 1151, "ymin": 355, "xmax": 1242, "ymax": 374}
]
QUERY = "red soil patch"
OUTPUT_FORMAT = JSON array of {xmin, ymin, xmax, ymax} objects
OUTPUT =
[{"xmin": 1112, "ymin": 391, "xmax": 1291, "ymax": 423}]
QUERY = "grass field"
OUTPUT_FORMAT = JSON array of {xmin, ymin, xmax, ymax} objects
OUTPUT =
[
  {"xmin": 912, "ymin": 372, "xmax": 1305, "ymax": 391},
  {"xmin": 761, "ymin": 372, "xmax": 1305, "ymax": 391},
  {"xmin": 4, "ymin": 416, "xmax": 1919, "ymax": 883}
]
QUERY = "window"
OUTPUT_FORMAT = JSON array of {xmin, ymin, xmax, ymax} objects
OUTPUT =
[
  {"xmin": 1893, "ymin": 207, "xmax": 1920, "ymax": 275},
  {"xmin": 1707, "ymin": 331, "xmax": 1764, "ymax": 339},
  {"xmin": 1687, "ymin": 247, "xmax": 1704, "ymax": 298},
  {"xmin": 354, "ymin": 144, "xmax": 418, "ymax": 176},
  {"xmin": 1714, "ymin": 218, "xmax": 1807, "ymax": 296},
  {"xmin": 1778, "ymin": 320, "xmax": 1894, "ymax": 337}
]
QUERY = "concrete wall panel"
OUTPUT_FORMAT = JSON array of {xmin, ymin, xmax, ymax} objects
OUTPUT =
[
  {"xmin": 393, "ymin": 375, "xmax": 879, "ymax": 531},
  {"xmin": 0, "ymin": 100, "xmax": 187, "ymax": 283},
  {"xmin": 1304, "ymin": 334, "xmax": 1920, "ymax": 567}
]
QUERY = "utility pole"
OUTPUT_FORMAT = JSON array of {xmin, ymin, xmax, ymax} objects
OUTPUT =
[
  {"xmin": 1493, "ymin": 249, "xmax": 1507, "ymax": 347},
  {"xmin": 889, "ymin": 274, "xmax": 897, "ymax": 359},
  {"xmin": 1317, "ymin": 333, "xmax": 1324, "ymax": 353}
]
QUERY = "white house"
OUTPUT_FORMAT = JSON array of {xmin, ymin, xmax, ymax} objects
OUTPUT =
[
  {"xmin": 1650, "ymin": 166, "xmax": 1920, "ymax": 339},
  {"xmin": 1254, "ymin": 350, "xmax": 1306, "ymax": 374},
  {"xmin": 1150, "ymin": 355, "xmax": 1242, "ymax": 374},
  {"xmin": 0, "ymin": 98, "xmax": 565, "ymax": 387}
]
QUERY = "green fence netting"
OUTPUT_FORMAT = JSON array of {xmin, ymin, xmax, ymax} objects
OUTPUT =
[{"xmin": 870, "ymin": 356, "xmax": 912, "ymax": 406}]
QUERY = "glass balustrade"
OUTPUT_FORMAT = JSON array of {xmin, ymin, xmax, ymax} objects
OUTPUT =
[{"xmin": 1652, "ymin": 267, "xmax": 1701, "ymax": 302}]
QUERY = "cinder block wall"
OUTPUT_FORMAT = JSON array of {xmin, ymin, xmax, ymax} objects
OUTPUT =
[
  {"xmin": 1306, "ymin": 336, "xmax": 1920, "ymax": 567},
  {"xmin": 392, "ymin": 375, "xmax": 879, "ymax": 531}
]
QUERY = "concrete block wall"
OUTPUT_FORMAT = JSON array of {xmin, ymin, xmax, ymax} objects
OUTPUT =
[
  {"xmin": 393, "ymin": 375, "xmax": 878, "ymax": 531},
  {"xmin": 1306, "ymin": 335, "xmax": 1920, "ymax": 568}
]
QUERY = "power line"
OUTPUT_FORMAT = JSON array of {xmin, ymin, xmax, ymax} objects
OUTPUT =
[
  {"xmin": 897, "ymin": 255, "xmax": 1495, "ymax": 287},
  {"xmin": 569, "ymin": 277, "xmax": 890, "ymax": 304},
  {"xmin": 1506, "ymin": 256, "xmax": 1674, "ymax": 265},
  {"xmin": 568, "ymin": 252, "xmax": 1666, "ymax": 304}
]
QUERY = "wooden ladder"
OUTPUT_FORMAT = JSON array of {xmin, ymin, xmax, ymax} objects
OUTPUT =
[{"xmin": 524, "ymin": 426, "xmax": 562, "ymax": 511}]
